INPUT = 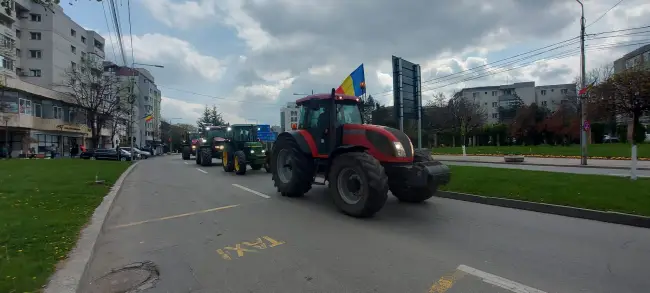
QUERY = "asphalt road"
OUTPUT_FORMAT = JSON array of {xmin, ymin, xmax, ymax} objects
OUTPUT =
[
  {"xmin": 79, "ymin": 155, "xmax": 650, "ymax": 293},
  {"xmin": 442, "ymin": 161, "xmax": 650, "ymax": 178}
]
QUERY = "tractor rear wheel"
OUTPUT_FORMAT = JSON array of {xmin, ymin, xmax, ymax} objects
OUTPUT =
[
  {"xmin": 271, "ymin": 135, "xmax": 313, "ymax": 197},
  {"xmin": 222, "ymin": 151, "xmax": 234, "ymax": 172},
  {"xmin": 329, "ymin": 152, "xmax": 388, "ymax": 218},
  {"xmin": 181, "ymin": 146, "xmax": 190, "ymax": 160},
  {"xmin": 389, "ymin": 149, "xmax": 441, "ymax": 203},
  {"xmin": 234, "ymin": 151, "xmax": 247, "ymax": 175},
  {"xmin": 200, "ymin": 148, "xmax": 212, "ymax": 166}
]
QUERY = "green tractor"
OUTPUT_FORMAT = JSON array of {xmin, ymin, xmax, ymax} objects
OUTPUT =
[
  {"xmin": 181, "ymin": 131, "xmax": 201, "ymax": 160},
  {"xmin": 195, "ymin": 125, "xmax": 228, "ymax": 166},
  {"xmin": 222, "ymin": 124, "xmax": 270, "ymax": 175}
]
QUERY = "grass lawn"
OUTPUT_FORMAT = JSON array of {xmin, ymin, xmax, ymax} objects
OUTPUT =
[
  {"xmin": 0, "ymin": 159, "xmax": 130, "ymax": 293},
  {"xmin": 441, "ymin": 165, "xmax": 650, "ymax": 216},
  {"xmin": 432, "ymin": 143, "xmax": 649, "ymax": 159}
]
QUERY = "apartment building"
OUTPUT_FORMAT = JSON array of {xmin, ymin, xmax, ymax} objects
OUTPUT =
[
  {"xmin": 103, "ymin": 61, "xmax": 162, "ymax": 148},
  {"xmin": 0, "ymin": 2, "xmax": 112, "ymax": 157},
  {"xmin": 458, "ymin": 81, "xmax": 576, "ymax": 124},
  {"xmin": 280, "ymin": 102, "xmax": 299, "ymax": 132},
  {"xmin": 613, "ymin": 44, "xmax": 650, "ymax": 74}
]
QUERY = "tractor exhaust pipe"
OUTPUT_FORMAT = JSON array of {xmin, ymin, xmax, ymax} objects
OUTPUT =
[{"xmin": 329, "ymin": 88, "xmax": 337, "ymax": 154}]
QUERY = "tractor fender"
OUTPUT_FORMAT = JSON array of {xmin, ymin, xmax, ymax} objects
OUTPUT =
[
  {"xmin": 276, "ymin": 131, "xmax": 313, "ymax": 156},
  {"xmin": 324, "ymin": 145, "xmax": 368, "ymax": 180}
]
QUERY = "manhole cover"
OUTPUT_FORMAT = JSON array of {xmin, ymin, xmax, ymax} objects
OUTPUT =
[{"xmin": 86, "ymin": 261, "xmax": 159, "ymax": 293}]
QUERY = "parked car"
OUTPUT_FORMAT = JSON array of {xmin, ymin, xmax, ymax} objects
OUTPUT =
[
  {"xmin": 80, "ymin": 148, "xmax": 133, "ymax": 161},
  {"xmin": 120, "ymin": 147, "xmax": 151, "ymax": 159},
  {"xmin": 603, "ymin": 135, "xmax": 620, "ymax": 143}
]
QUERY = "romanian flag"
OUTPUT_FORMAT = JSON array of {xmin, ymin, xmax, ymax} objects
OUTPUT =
[
  {"xmin": 335, "ymin": 64, "xmax": 366, "ymax": 97},
  {"xmin": 578, "ymin": 81, "xmax": 596, "ymax": 96},
  {"xmin": 143, "ymin": 114, "xmax": 153, "ymax": 122}
]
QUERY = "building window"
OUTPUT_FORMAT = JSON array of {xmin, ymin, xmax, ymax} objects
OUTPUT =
[
  {"xmin": 71, "ymin": 61, "xmax": 76, "ymax": 71},
  {"xmin": 81, "ymin": 36, "xmax": 86, "ymax": 44},
  {"xmin": 19, "ymin": 98, "xmax": 32, "ymax": 115},
  {"xmin": 491, "ymin": 91, "xmax": 497, "ymax": 96},
  {"xmin": 30, "ymin": 32, "xmax": 41, "ymax": 40},
  {"xmin": 33, "ymin": 103, "xmax": 42, "ymax": 117},
  {"xmin": 561, "ymin": 89, "xmax": 568, "ymax": 94},
  {"xmin": 15, "ymin": 48, "xmax": 19, "ymax": 56},
  {"xmin": 70, "ymin": 45, "xmax": 76, "ymax": 54},
  {"xmin": 69, "ymin": 109, "xmax": 76, "ymax": 122},
  {"xmin": 29, "ymin": 50, "xmax": 41, "ymax": 59},
  {"xmin": 492, "ymin": 113, "xmax": 498, "ymax": 119},
  {"xmin": 1, "ymin": 57, "xmax": 14, "ymax": 71},
  {"xmin": 71, "ymin": 29, "xmax": 76, "ymax": 37},
  {"xmin": 15, "ymin": 29, "xmax": 20, "ymax": 38},
  {"xmin": 81, "ymin": 51, "xmax": 86, "ymax": 60},
  {"xmin": 53, "ymin": 106, "xmax": 63, "ymax": 120},
  {"xmin": 29, "ymin": 69, "xmax": 41, "ymax": 77},
  {"xmin": 472, "ymin": 92, "xmax": 478, "ymax": 98},
  {"xmin": 30, "ymin": 13, "xmax": 41, "ymax": 22},
  {"xmin": 94, "ymin": 39, "xmax": 104, "ymax": 51},
  {"xmin": 541, "ymin": 101, "xmax": 548, "ymax": 106},
  {"xmin": 540, "ymin": 89, "xmax": 547, "ymax": 95},
  {"xmin": 492, "ymin": 102, "xmax": 497, "ymax": 107}
]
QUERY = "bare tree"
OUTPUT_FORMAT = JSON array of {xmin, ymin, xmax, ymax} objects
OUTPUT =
[
  {"xmin": 56, "ymin": 56, "xmax": 130, "ymax": 148},
  {"xmin": 447, "ymin": 92, "xmax": 486, "ymax": 145}
]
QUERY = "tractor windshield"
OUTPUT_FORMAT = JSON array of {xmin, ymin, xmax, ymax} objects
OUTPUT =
[
  {"xmin": 233, "ymin": 127, "xmax": 258, "ymax": 142},
  {"xmin": 207, "ymin": 129, "xmax": 227, "ymax": 138},
  {"xmin": 188, "ymin": 133, "xmax": 200, "ymax": 140},
  {"xmin": 336, "ymin": 103, "xmax": 362, "ymax": 125}
]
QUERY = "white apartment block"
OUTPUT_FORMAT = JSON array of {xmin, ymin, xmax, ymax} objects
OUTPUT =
[
  {"xmin": 280, "ymin": 102, "xmax": 299, "ymax": 132},
  {"xmin": 103, "ymin": 61, "xmax": 162, "ymax": 148},
  {"xmin": 458, "ymin": 81, "xmax": 576, "ymax": 124},
  {"xmin": 0, "ymin": 2, "xmax": 112, "ymax": 157}
]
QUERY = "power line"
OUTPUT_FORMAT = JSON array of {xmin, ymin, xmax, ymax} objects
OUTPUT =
[
  {"xmin": 586, "ymin": 0, "xmax": 624, "ymax": 28},
  {"xmin": 127, "ymin": 0, "xmax": 135, "ymax": 66},
  {"xmin": 100, "ymin": 0, "xmax": 118, "ymax": 62}
]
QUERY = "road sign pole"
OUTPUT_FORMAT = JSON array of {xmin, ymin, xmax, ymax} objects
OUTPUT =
[
  {"xmin": 397, "ymin": 58, "xmax": 404, "ymax": 131},
  {"xmin": 415, "ymin": 64, "xmax": 422, "ymax": 149}
]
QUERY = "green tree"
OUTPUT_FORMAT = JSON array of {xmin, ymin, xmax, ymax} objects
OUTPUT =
[
  {"xmin": 209, "ymin": 105, "xmax": 227, "ymax": 126},
  {"xmin": 197, "ymin": 105, "xmax": 212, "ymax": 130},
  {"xmin": 360, "ymin": 95, "xmax": 376, "ymax": 123}
]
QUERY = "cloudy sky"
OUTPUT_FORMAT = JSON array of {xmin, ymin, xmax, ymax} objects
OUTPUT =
[{"xmin": 64, "ymin": 0, "xmax": 650, "ymax": 126}]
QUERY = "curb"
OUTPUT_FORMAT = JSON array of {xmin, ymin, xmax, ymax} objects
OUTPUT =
[
  {"xmin": 436, "ymin": 158, "xmax": 650, "ymax": 171},
  {"xmin": 438, "ymin": 191, "xmax": 650, "ymax": 229},
  {"xmin": 43, "ymin": 161, "xmax": 140, "ymax": 293}
]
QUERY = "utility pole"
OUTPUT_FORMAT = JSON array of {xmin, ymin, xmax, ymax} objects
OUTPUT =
[{"xmin": 577, "ymin": 0, "xmax": 588, "ymax": 166}]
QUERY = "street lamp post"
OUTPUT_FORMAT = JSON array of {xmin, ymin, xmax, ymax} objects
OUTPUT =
[{"xmin": 576, "ymin": 0, "xmax": 588, "ymax": 166}]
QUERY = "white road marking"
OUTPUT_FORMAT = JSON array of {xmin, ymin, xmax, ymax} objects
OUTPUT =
[
  {"xmin": 196, "ymin": 168, "xmax": 208, "ymax": 174},
  {"xmin": 457, "ymin": 265, "xmax": 546, "ymax": 293},
  {"xmin": 184, "ymin": 162, "xmax": 189, "ymax": 165},
  {"xmin": 232, "ymin": 184, "xmax": 271, "ymax": 199}
]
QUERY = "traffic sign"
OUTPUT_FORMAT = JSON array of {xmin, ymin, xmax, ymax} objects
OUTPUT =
[{"xmin": 583, "ymin": 120, "xmax": 590, "ymax": 131}]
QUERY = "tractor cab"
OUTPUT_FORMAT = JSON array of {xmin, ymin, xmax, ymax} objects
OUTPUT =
[
  {"xmin": 222, "ymin": 124, "xmax": 268, "ymax": 175},
  {"xmin": 202, "ymin": 125, "xmax": 228, "ymax": 146},
  {"xmin": 226, "ymin": 124, "xmax": 263, "ymax": 151}
]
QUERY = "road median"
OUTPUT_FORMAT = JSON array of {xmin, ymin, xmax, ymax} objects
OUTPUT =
[
  {"xmin": 0, "ymin": 159, "xmax": 135, "ymax": 293},
  {"xmin": 440, "ymin": 165, "xmax": 650, "ymax": 227}
]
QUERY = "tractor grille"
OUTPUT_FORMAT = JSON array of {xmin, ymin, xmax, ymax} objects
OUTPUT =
[{"xmin": 382, "ymin": 126, "xmax": 413, "ymax": 157}]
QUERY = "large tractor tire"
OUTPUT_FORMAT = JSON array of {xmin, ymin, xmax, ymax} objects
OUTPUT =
[
  {"xmin": 222, "ymin": 151, "xmax": 234, "ymax": 172},
  {"xmin": 195, "ymin": 149, "xmax": 200, "ymax": 165},
  {"xmin": 389, "ymin": 149, "xmax": 441, "ymax": 203},
  {"xmin": 329, "ymin": 151, "xmax": 389, "ymax": 218},
  {"xmin": 234, "ymin": 151, "xmax": 247, "ymax": 175},
  {"xmin": 200, "ymin": 148, "xmax": 212, "ymax": 166},
  {"xmin": 181, "ymin": 146, "xmax": 191, "ymax": 160},
  {"xmin": 271, "ymin": 135, "xmax": 314, "ymax": 197}
]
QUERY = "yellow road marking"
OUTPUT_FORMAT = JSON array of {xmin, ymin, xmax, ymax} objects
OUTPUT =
[
  {"xmin": 111, "ymin": 204, "xmax": 240, "ymax": 229},
  {"xmin": 429, "ymin": 268, "xmax": 466, "ymax": 293},
  {"xmin": 216, "ymin": 235, "xmax": 286, "ymax": 260}
]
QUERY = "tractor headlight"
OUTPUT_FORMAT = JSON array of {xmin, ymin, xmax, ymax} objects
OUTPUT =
[
  {"xmin": 250, "ymin": 150, "xmax": 255, "ymax": 154},
  {"xmin": 201, "ymin": 138, "xmax": 207, "ymax": 143},
  {"xmin": 191, "ymin": 145, "xmax": 196, "ymax": 150},
  {"xmin": 261, "ymin": 149, "xmax": 265, "ymax": 153},
  {"xmin": 393, "ymin": 141, "xmax": 406, "ymax": 157}
]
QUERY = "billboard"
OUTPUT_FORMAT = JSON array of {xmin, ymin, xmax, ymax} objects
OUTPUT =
[{"xmin": 392, "ymin": 56, "xmax": 421, "ymax": 122}]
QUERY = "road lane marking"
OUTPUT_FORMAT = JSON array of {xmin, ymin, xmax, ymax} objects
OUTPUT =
[
  {"xmin": 184, "ymin": 162, "xmax": 188, "ymax": 165},
  {"xmin": 457, "ymin": 265, "xmax": 546, "ymax": 293},
  {"xmin": 111, "ymin": 204, "xmax": 240, "ymax": 229},
  {"xmin": 232, "ymin": 184, "xmax": 271, "ymax": 199},
  {"xmin": 216, "ymin": 236, "xmax": 285, "ymax": 261},
  {"xmin": 429, "ymin": 268, "xmax": 466, "ymax": 293},
  {"xmin": 196, "ymin": 168, "xmax": 208, "ymax": 174}
]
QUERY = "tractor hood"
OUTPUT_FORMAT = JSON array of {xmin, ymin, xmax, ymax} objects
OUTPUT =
[
  {"xmin": 244, "ymin": 142, "xmax": 263, "ymax": 147},
  {"xmin": 214, "ymin": 137, "xmax": 226, "ymax": 142},
  {"xmin": 343, "ymin": 124, "xmax": 414, "ymax": 158}
]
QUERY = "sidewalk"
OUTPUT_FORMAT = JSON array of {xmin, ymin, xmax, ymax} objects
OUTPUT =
[{"xmin": 433, "ymin": 155, "xmax": 650, "ymax": 170}]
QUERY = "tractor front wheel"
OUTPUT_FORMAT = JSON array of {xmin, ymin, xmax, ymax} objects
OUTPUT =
[
  {"xmin": 222, "ymin": 151, "xmax": 234, "ymax": 172},
  {"xmin": 234, "ymin": 151, "xmax": 247, "ymax": 175},
  {"xmin": 195, "ymin": 149, "xmax": 200, "ymax": 165},
  {"xmin": 329, "ymin": 152, "xmax": 388, "ymax": 218},
  {"xmin": 271, "ymin": 135, "xmax": 313, "ymax": 197},
  {"xmin": 181, "ymin": 146, "xmax": 190, "ymax": 160},
  {"xmin": 389, "ymin": 149, "xmax": 441, "ymax": 203},
  {"xmin": 200, "ymin": 148, "xmax": 212, "ymax": 166}
]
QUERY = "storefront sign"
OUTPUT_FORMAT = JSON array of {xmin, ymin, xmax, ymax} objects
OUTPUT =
[{"xmin": 56, "ymin": 124, "xmax": 88, "ymax": 133}]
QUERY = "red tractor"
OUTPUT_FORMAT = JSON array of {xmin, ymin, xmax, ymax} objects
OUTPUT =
[{"xmin": 270, "ymin": 88, "xmax": 451, "ymax": 218}]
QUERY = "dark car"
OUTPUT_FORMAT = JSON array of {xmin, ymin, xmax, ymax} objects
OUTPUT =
[{"xmin": 80, "ymin": 148, "xmax": 132, "ymax": 161}]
